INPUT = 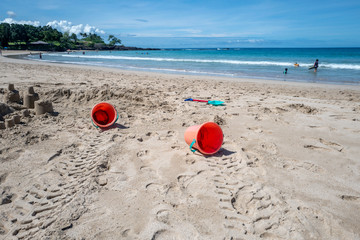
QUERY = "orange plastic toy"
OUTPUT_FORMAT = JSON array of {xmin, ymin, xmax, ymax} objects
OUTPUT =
[
  {"xmin": 184, "ymin": 122, "xmax": 223, "ymax": 155},
  {"xmin": 91, "ymin": 102, "xmax": 118, "ymax": 128}
]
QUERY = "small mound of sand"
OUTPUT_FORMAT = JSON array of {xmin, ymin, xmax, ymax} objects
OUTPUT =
[
  {"xmin": 287, "ymin": 103, "xmax": 318, "ymax": 114},
  {"xmin": 0, "ymin": 103, "xmax": 14, "ymax": 116}
]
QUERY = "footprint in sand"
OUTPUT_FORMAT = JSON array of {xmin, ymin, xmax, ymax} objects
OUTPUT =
[
  {"xmin": 171, "ymin": 145, "xmax": 181, "ymax": 150},
  {"xmin": 258, "ymin": 142, "xmax": 278, "ymax": 155},
  {"xmin": 339, "ymin": 195, "xmax": 359, "ymax": 202},
  {"xmin": 304, "ymin": 138, "xmax": 344, "ymax": 153},
  {"xmin": 166, "ymin": 131, "xmax": 176, "ymax": 137},
  {"xmin": 137, "ymin": 150, "xmax": 149, "ymax": 157},
  {"xmin": 0, "ymin": 173, "xmax": 9, "ymax": 185},
  {"xmin": 157, "ymin": 130, "xmax": 177, "ymax": 141},
  {"xmin": 145, "ymin": 182, "xmax": 164, "ymax": 193},
  {"xmin": 177, "ymin": 171, "xmax": 204, "ymax": 190},
  {"xmin": 140, "ymin": 165, "xmax": 156, "ymax": 175},
  {"xmin": 297, "ymin": 162, "xmax": 325, "ymax": 173},
  {"xmin": 319, "ymin": 138, "xmax": 343, "ymax": 152},
  {"xmin": 156, "ymin": 209, "xmax": 170, "ymax": 224},
  {"xmin": 151, "ymin": 229, "xmax": 180, "ymax": 240},
  {"xmin": 185, "ymin": 158, "xmax": 196, "ymax": 165},
  {"xmin": 304, "ymin": 144, "xmax": 329, "ymax": 151}
]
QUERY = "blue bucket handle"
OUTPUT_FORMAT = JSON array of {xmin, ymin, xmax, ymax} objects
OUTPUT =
[
  {"xmin": 92, "ymin": 119, "xmax": 99, "ymax": 128},
  {"xmin": 115, "ymin": 112, "xmax": 119, "ymax": 123},
  {"xmin": 190, "ymin": 139, "xmax": 196, "ymax": 152}
]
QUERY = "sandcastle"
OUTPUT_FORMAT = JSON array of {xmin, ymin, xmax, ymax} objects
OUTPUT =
[{"xmin": 1, "ymin": 84, "xmax": 55, "ymax": 130}]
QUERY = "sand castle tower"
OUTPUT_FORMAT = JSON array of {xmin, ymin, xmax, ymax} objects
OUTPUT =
[
  {"xmin": 24, "ymin": 86, "xmax": 40, "ymax": 109},
  {"xmin": 35, "ymin": 100, "xmax": 54, "ymax": 115},
  {"xmin": 4, "ymin": 84, "xmax": 21, "ymax": 104}
]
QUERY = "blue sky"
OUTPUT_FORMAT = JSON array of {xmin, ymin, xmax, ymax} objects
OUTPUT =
[{"xmin": 1, "ymin": 0, "xmax": 360, "ymax": 48}]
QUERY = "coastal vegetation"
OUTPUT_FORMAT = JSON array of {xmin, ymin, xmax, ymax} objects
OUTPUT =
[{"xmin": 0, "ymin": 23, "xmax": 153, "ymax": 51}]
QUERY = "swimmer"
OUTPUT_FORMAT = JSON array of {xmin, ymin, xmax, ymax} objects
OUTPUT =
[{"xmin": 313, "ymin": 59, "xmax": 319, "ymax": 72}]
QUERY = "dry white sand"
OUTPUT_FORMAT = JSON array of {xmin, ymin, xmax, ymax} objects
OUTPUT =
[{"xmin": 1, "ymin": 52, "xmax": 360, "ymax": 240}]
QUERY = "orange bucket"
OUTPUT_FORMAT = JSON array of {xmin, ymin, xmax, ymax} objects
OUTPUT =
[
  {"xmin": 91, "ymin": 102, "xmax": 118, "ymax": 128},
  {"xmin": 184, "ymin": 122, "xmax": 223, "ymax": 155}
]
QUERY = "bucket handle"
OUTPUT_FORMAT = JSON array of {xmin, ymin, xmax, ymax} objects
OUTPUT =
[
  {"xmin": 115, "ymin": 112, "xmax": 119, "ymax": 124},
  {"xmin": 190, "ymin": 139, "xmax": 196, "ymax": 152},
  {"xmin": 91, "ymin": 119, "xmax": 99, "ymax": 128}
]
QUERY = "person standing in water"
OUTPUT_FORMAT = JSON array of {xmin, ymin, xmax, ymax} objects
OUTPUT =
[{"xmin": 313, "ymin": 59, "xmax": 319, "ymax": 72}]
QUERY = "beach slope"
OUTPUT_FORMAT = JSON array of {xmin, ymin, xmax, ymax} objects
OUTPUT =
[{"xmin": 1, "ymin": 54, "xmax": 360, "ymax": 239}]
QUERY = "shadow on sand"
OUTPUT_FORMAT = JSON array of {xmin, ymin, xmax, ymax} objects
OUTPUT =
[
  {"xmin": 190, "ymin": 147, "xmax": 236, "ymax": 157},
  {"xmin": 98, "ymin": 123, "xmax": 129, "ymax": 132}
]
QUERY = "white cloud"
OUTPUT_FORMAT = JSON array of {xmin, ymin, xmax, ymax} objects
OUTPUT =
[
  {"xmin": 6, "ymin": 11, "xmax": 16, "ymax": 17},
  {"xmin": 1, "ymin": 18, "xmax": 40, "ymax": 26},
  {"xmin": 46, "ymin": 20, "xmax": 105, "ymax": 35}
]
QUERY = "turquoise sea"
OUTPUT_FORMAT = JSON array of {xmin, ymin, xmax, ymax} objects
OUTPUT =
[{"xmin": 26, "ymin": 48, "xmax": 360, "ymax": 85}]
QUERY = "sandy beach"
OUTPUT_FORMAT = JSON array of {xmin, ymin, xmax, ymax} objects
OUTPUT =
[{"xmin": 1, "ymin": 52, "xmax": 360, "ymax": 239}]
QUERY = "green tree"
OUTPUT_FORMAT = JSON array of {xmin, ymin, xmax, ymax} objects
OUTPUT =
[
  {"xmin": 61, "ymin": 32, "xmax": 70, "ymax": 41},
  {"xmin": 40, "ymin": 26, "xmax": 62, "ymax": 42},
  {"xmin": 70, "ymin": 33, "xmax": 78, "ymax": 43},
  {"xmin": 10, "ymin": 24, "xmax": 28, "ymax": 43},
  {"xmin": 59, "ymin": 31, "xmax": 76, "ymax": 49},
  {"xmin": 24, "ymin": 25, "xmax": 42, "ymax": 42},
  {"xmin": 80, "ymin": 33, "xmax": 104, "ymax": 43},
  {"xmin": 0, "ymin": 23, "xmax": 11, "ymax": 47},
  {"xmin": 108, "ymin": 35, "xmax": 121, "ymax": 45}
]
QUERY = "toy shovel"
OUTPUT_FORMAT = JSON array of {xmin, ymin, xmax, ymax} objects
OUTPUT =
[{"xmin": 184, "ymin": 98, "xmax": 225, "ymax": 106}]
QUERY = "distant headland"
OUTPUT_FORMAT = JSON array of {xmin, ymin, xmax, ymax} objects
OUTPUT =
[{"xmin": 0, "ymin": 23, "xmax": 159, "ymax": 51}]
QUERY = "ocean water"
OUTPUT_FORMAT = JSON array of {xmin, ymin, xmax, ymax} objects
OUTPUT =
[{"xmin": 26, "ymin": 48, "xmax": 360, "ymax": 85}]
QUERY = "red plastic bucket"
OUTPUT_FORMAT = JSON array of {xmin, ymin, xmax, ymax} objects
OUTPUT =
[
  {"xmin": 91, "ymin": 102, "xmax": 118, "ymax": 128},
  {"xmin": 184, "ymin": 122, "xmax": 223, "ymax": 155}
]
